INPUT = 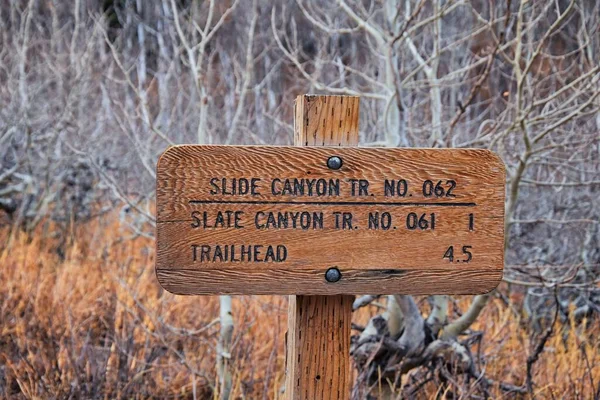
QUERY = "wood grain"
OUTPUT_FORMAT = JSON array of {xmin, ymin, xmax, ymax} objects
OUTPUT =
[
  {"xmin": 294, "ymin": 95, "xmax": 359, "ymax": 146},
  {"xmin": 155, "ymin": 144, "xmax": 505, "ymax": 294},
  {"xmin": 285, "ymin": 294, "xmax": 354, "ymax": 400},
  {"xmin": 286, "ymin": 95, "xmax": 358, "ymax": 400},
  {"xmin": 156, "ymin": 267, "xmax": 502, "ymax": 296},
  {"xmin": 154, "ymin": 94, "xmax": 505, "ymax": 400}
]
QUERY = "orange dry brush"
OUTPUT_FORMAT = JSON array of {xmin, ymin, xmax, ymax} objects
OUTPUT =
[
  {"xmin": 0, "ymin": 218, "xmax": 286, "ymax": 399},
  {"xmin": 0, "ymin": 218, "xmax": 599, "ymax": 399}
]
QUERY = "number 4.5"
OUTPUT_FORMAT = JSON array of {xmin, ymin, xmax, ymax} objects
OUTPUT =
[{"xmin": 443, "ymin": 245, "xmax": 473, "ymax": 263}]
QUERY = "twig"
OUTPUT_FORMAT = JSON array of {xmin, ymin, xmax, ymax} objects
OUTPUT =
[{"xmin": 526, "ymin": 290, "xmax": 560, "ymax": 395}]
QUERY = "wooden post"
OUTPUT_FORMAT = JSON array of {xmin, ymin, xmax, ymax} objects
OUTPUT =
[
  {"xmin": 156, "ymin": 94, "xmax": 505, "ymax": 396},
  {"xmin": 285, "ymin": 95, "xmax": 359, "ymax": 400}
]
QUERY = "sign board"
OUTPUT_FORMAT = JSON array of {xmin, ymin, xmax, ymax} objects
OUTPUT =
[{"xmin": 156, "ymin": 145, "xmax": 505, "ymax": 295}]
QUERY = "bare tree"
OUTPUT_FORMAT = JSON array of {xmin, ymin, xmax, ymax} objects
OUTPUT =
[
  {"xmin": 272, "ymin": 0, "xmax": 600, "ymax": 396},
  {"xmin": 1, "ymin": 0, "xmax": 598, "ymax": 397}
]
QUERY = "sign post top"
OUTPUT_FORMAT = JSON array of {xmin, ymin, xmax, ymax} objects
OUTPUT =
[{"xmin": 156, "ymin": 145, "xmax": 505, "ymax": 295}]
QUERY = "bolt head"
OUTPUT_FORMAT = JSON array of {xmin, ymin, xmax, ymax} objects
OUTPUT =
[
  {"xmin": 325, "ymin": 267, "xmax": 341, "ymax": 283},
  {"xmin": 327, "ymin": 156, "xmax": 343, "ymax": 170}
]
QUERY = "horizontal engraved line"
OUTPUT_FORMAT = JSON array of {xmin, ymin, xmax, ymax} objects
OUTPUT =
[
  {"xmin": 187, "ymin": 200, "xmax": 477, "ymax": 207},
  {"xmin": 156, "ymin": 268, "xmax": 494, "ymax": 272}
]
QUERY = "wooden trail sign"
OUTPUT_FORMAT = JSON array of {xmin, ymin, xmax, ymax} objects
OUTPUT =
[
  {"xmin": 156, "ymin": 145, "xmax": 505, "ymax": 296},
  {"xmin": 155, "ymin": 95, "xmax": 505, "ymax": 400}
]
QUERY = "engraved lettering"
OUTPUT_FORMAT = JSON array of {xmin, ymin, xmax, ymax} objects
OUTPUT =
[
  {"xmin": 368, "ymin": 212, "xmax": 391, "ymax": 230},
  {"xmin": 343, "ymin": 212, "xmax": 353, "ymax": 229},
  {"xmin": 333, "ymin": 212, "xmax": 353, "ymax": 229},
  {"xmin": 271, "ymin": 178, "xmax": 340, "ymax": 197},
  {"xmin": 251, "ymin": 178, "xmax": 260, "ymax": 195},
  {"xmin": 191, "ymin": 244, "xmax": 199, "ymax": 261},
  {"xmin": 191, "ymin": 244, "xmax": 288, "ymax": 263},
  {"xmin": 213, "ymin": 245, "xmax": 224, "ymax": 262},
  {"xmin": 191, "ymin": 211, "xmax": 202, "ymax": 228},
  {"xmin": 253, "ymin": 245, "xmax": 262, "ymax": 262},
  {"xmin": 201, "ymin": 245, "xmax": 210, "ymax": 261},
  {"xmin": 359, "ymin": 179, "xmax": 369, "ymax": 196},
  {"xmin": 384, "ymin": 179, "xmax": 408, "ymax": 197},
  {"xmin": 209, "ymin": 178, "xmax": 219, "ymax": 195},
  {"xmin": 210, "ymin": 178, "xmax": 261, "ymax": 196},
  {"xmin": 277, "ymin": 245, "xmax": 287, "ymax": 261},
  {"xmin": 406, "ymin": 213, "xmax": 436, "ymax": 230},
  {"xmin": 265, "ymin": 245, "xmax": 276, "ymax": 262},
  {"xmin": 271, "ymin": 178, "xmax": 282, "ymax": 195},
  {"xmin": 241, "ymin": 245, "xmax": 251, "ymax": 260},
  {"xmin": 190, "ymin": 211, "xmax": 244, "ymax": 229},
  {"xmin": 255, "ymin": 211, "xmax": 324, "ymax": 229}
]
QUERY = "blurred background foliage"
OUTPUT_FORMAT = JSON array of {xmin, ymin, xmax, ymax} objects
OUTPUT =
[{"xmin": 0, "ymin": 0, "xmax": 599, "ymax": 398}]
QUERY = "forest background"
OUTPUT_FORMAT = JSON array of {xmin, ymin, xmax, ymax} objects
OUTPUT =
[{"xmin": 1, "ymin": 0, "xmax": 599, "ymax": 398}]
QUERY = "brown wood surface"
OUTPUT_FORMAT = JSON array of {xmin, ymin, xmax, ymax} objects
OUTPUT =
[
  {"xmin": 155, "ymin": 145, "xmax": 505, "ymax": 295},
  {"xmin": 154, "ymin": 94, "xmax": 505, "ymax": 399},
  {"xmin": 285, "ymin": 294, "xmax": 354, "ymax": 400},
  {"xmin": 286, "ymin": 95, "xmax": 358, "ymax": 400}
]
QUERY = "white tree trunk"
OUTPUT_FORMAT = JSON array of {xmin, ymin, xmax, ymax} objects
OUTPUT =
[{"xmin": 217, "ymin": 295, "xmax": 234, "ymax": 399}]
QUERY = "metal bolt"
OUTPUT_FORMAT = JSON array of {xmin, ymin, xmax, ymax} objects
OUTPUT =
[
  {"xmin": 325, "ymin": 267, "xmax": 342, "ymax": 283},
  {"xmin": 327, "ymin": 156, "xmax": 343, "ymax": 170}
]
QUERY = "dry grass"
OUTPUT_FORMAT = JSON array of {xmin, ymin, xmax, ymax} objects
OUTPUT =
[{"xmin": 0, "ymin": 216, "xmax": 599, "ymax": 399}]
